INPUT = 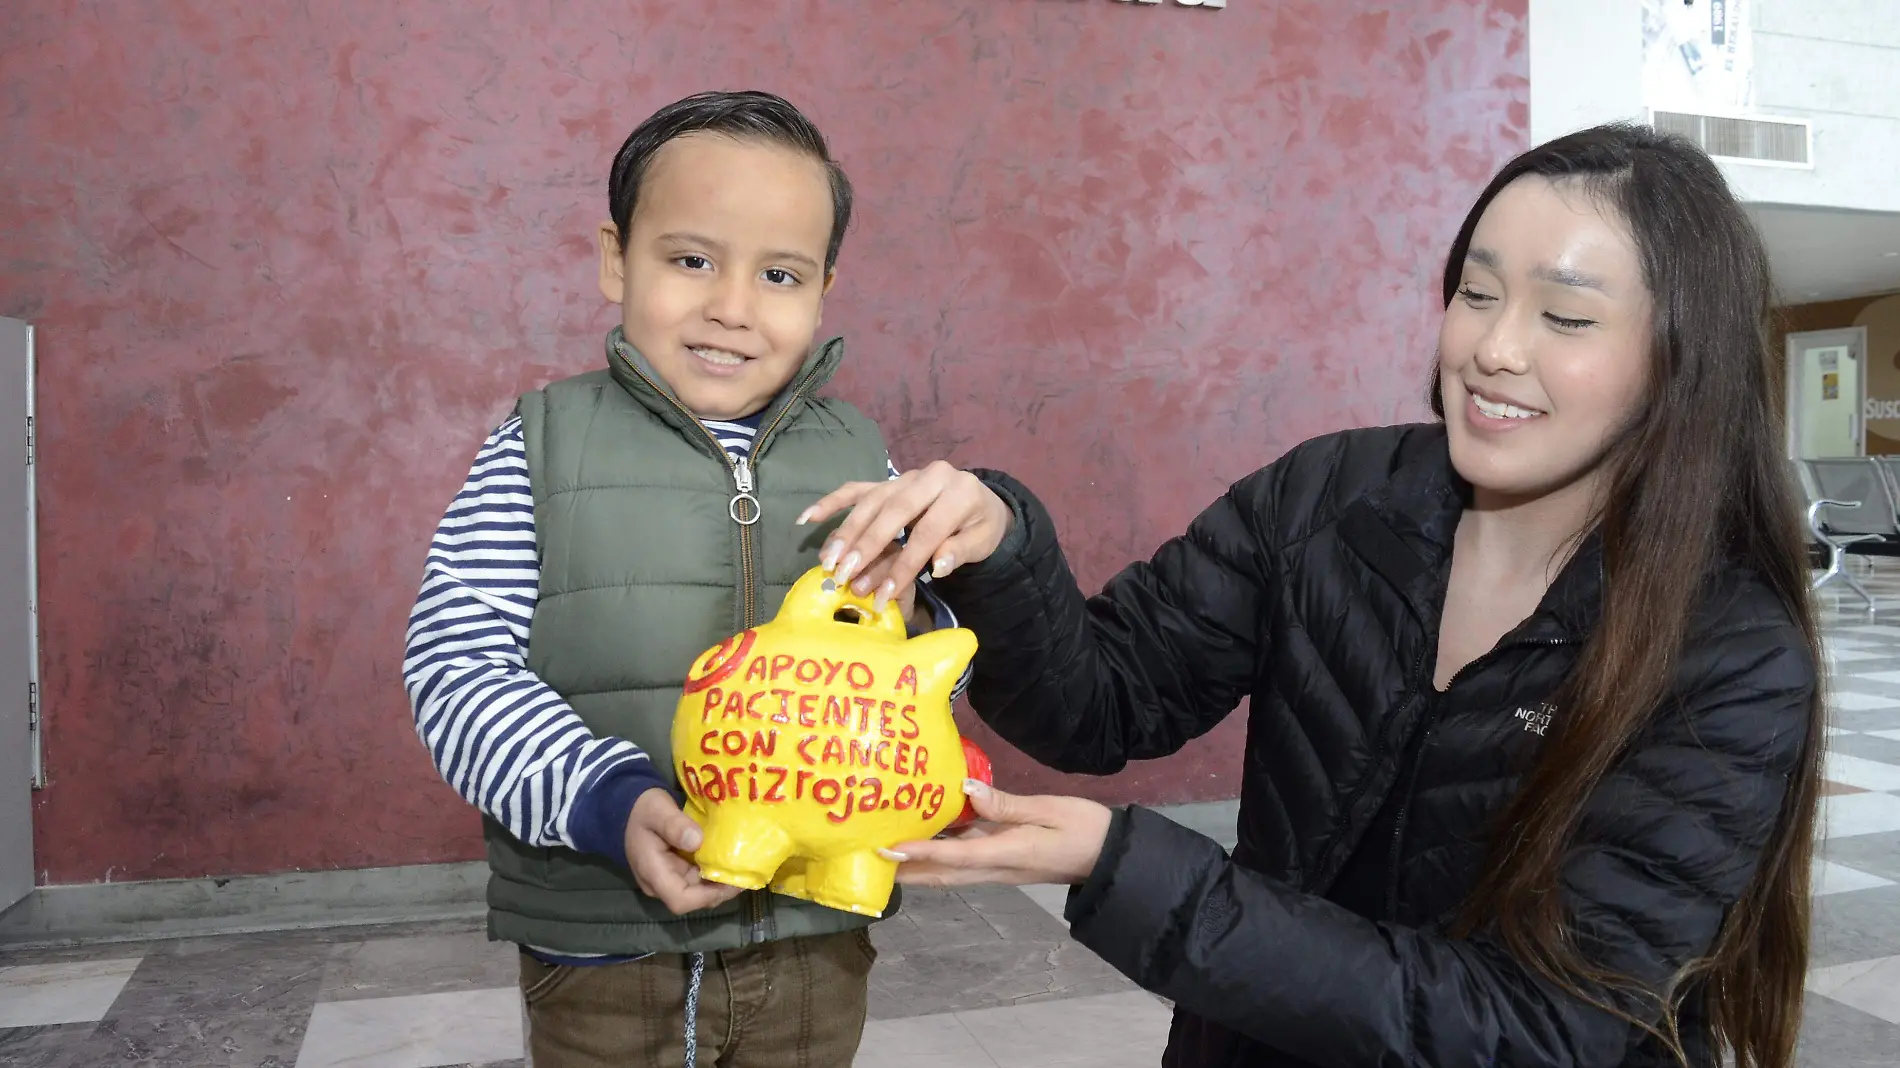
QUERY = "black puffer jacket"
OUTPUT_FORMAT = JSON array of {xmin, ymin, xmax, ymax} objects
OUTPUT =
[{"xmin": 934, "ymin": 424, "xmax": 1813, "ymax": 1068}]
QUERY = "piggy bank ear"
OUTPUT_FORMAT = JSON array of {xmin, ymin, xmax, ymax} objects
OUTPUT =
[{"xmin": 901, "ymin": 627, "xmax": 978, "ymax": 695}]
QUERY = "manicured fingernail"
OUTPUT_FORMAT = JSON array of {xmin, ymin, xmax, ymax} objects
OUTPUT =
[
  {"xmin": 821, "ymin": 541, "xmax": 843, "ymax": 570},
  {"xmin": 837, "ymin": 551, "xmax": 862, "ymax": 584},
  {"xmin": 872, "ymin": 579, "xmax": 895, "ymax": 611},
  {"xmin": 877, "ymin": 847, "xmax": 909, "ymax": 862},
  {"xmin": 932, "ymin": 555, "xmax": 955, "ymax": 578},
  {"xmin": 796, "ymin": 507, "xmax": 817, "ymax": 526},
  {"xmin": 963, "ymin": 779, "xmax": 989, "ymax": 797}
]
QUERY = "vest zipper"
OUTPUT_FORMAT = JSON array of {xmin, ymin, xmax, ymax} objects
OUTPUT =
[
  {"xmin": 738, "ymin": 360, "xmax": 827, "ymax": 629},
  {"xmin": 608, "ymin": 348, "xmax": 823, "ymax": 632},
  {"xmin": 611, "ymin": 348, "xmax": 825, "ymax": 946},
  {"xmin": 728, "ymin": 367, "xmax": 824, "ymax": 946},
  {"xmin": 726, "ymin": 453, "xmax": 768, "ymax": 946},
  {"xmin": 730, "ymin": 454, "xmax": 762, "ymax": 638}
]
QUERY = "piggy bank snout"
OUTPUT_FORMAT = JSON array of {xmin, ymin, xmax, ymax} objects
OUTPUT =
[{"xmin": 949, "ymin": 739, "xmax": 994, "ymax": 830}]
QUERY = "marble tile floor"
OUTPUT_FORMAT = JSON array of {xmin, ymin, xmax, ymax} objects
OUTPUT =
[
  {"xmin": 0, "ymin": 884, "xmax": 1157, "ymax": 1068},
  {"xmin": 5, "ymin": 573, "xmax": 1900, "ymax": 1067}
]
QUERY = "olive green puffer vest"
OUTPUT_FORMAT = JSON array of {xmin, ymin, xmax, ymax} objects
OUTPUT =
[{"xmin": 484, "ymin": 328, "xmax": 889, "ymax": 954}]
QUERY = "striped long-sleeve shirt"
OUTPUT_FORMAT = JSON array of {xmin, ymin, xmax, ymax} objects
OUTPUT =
[{"xmin": 402, "ymin": 412, "xmax": 965, "ymax": 877}]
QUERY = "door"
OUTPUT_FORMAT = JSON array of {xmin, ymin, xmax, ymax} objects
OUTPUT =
[
  {"xmin": 0, "ymin": 317, "xmax": 34, "ymax": 911},
  {"xmin": 1787, "ymin": 328, "xmax": 1869, "ymax": 460}
]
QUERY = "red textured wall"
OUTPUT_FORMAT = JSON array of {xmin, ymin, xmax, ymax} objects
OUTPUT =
[{"xmin": 0, "ymin": 1, "xmax": 1527, "ymax": 884}]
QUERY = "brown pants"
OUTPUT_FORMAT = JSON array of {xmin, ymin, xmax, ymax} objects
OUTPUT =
[{"xmin": 519, "ymin": 929, "xmax": 877, "ymax": 1068}]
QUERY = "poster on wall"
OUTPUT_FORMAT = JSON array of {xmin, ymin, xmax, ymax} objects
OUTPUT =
[{"xmin": 1641, "ymin": 0, "xmax": 1753, "ymax": 112}]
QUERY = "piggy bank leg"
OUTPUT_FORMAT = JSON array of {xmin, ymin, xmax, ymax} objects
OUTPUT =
[
  {"xmin": 767, "ymin": 857, "xmax": 813, "ymax": 903},
  {"xmin": 803, "ymin": 849, "xmax": 898, "ymax": 917},
  {"xmin": 693, "ymin": 809, "xmax": 795, "ymax": 892}
]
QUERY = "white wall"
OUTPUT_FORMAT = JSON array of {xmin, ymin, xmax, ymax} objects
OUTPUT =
[
  {"xmin": 1527, "ymin": 0, "xmax": 1900, "ymax": 214},
  {"xmin": 1727, "ymin": 0, "xmax": 1900, "ymax": 213},
  {"xmin": 1527, "ymin": 0, "xmax": 1643, "ymax": 145}
]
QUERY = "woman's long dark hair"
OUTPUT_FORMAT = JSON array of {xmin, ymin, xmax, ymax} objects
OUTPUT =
[{"xmin": 1431, "ymin": 123, "xmax": 1824, "ymax": 1068}]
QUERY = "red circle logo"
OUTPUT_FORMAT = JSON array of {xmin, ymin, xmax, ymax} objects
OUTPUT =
[{"xmin": 681, "ymin": 630, "xmax": 757, "ymax": 694}]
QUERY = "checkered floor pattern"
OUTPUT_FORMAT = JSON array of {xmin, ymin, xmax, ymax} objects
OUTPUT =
[{"xmin": 4, "ymin": 571, "xmax": 1900, "ymax": 1066}]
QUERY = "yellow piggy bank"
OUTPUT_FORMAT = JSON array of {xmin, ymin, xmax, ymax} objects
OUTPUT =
[{"xmin": 672, "ymin": 567, "xmax": 981, "ymax": 917}]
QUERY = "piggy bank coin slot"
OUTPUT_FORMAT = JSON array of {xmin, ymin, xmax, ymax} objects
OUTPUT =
[{"xmin": 833, "ymin": 605, "xmax": 872, "ymax": 624}]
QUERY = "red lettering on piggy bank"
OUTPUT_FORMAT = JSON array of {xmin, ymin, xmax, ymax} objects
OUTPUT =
[{"xmin": 673, "ymin": 567, "xmax": 981, "ymax": 917}]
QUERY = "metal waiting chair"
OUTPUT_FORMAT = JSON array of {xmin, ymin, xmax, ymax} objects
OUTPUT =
[
  {"xmin": 1875, "ymin": 456, "xmax": 1900, "ymax": 528},
  {"xmin": 1800, "ymin": 457, "xmax": 1900, "ymax": 613}
]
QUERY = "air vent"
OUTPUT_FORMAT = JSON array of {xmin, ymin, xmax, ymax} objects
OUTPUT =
[{"xmin": 1651, "ymin": 111, "xmax": 1812, "ymax": 166}]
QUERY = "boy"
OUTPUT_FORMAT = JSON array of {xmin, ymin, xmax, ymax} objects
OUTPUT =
[{"xmin": 402, "ymin": 91, "xmax": 961, "ymax": 1067}]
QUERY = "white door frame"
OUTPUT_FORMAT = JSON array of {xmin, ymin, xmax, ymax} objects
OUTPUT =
[
  {"xmin": 1786, "ymin": 327, "xmax": 1870, "ymax": 459},
  {"xmin": 0, "ymin": 317, "xmax": 37, "ymax": 914}
]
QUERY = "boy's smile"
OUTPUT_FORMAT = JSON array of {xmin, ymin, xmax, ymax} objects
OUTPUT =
[
  {"xmin": 684, "ymin": 344, "xmax": 750, "ymax": 373},
  {"xmin": 599, "ymin": 132, "xmax": 837, "ymax": 421}
]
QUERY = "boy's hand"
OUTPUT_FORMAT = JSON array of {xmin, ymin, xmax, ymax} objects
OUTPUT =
[
  {"xmin": 798, "ymin": 461, "xmax": 1013, "ymax": 605},
  {"xmin": 624, "ymin": 789, "xmax": 744, "ymax": 915}
]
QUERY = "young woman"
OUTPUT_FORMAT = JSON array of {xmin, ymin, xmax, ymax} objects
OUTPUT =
[{"xmin": 801, "ymin": 124, "xmax": 1823, "ymax": 1067}]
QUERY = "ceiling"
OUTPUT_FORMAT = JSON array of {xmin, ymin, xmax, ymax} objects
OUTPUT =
[{"xmin": 1745, "ymin": 202, "xmax": 1900, "ymax": 306}]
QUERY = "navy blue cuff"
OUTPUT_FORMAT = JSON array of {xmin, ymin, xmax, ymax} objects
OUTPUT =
[
  {"xmin": 568, "ymin": 761, "xmax": 673, "ymax": 868},
  {"xmin": 910, "ymin": 578, "xmax": 959, "ymax": 637},
  {"xmin": 912, "ymin": 579, "xmax": 973, "ymax": 699}
]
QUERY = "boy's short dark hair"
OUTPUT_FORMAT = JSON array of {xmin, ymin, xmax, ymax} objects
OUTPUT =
[{"xmin": 608, "ymin": 90, "xmax": 854, "ymax": 272}]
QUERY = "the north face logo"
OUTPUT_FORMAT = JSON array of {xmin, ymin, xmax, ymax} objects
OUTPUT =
[{"xmin": 1514, "ymin": 703, "xmax": 1556, "ymax": 736}]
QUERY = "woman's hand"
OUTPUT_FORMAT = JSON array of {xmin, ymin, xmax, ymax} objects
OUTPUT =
[
  {"xmin": 797, "ymin": 461, "xmax": 1013, "ymax": 610},
  {"xmin": 881, "ymin": 780, "xmax": 1114, "ymax": 887}
]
